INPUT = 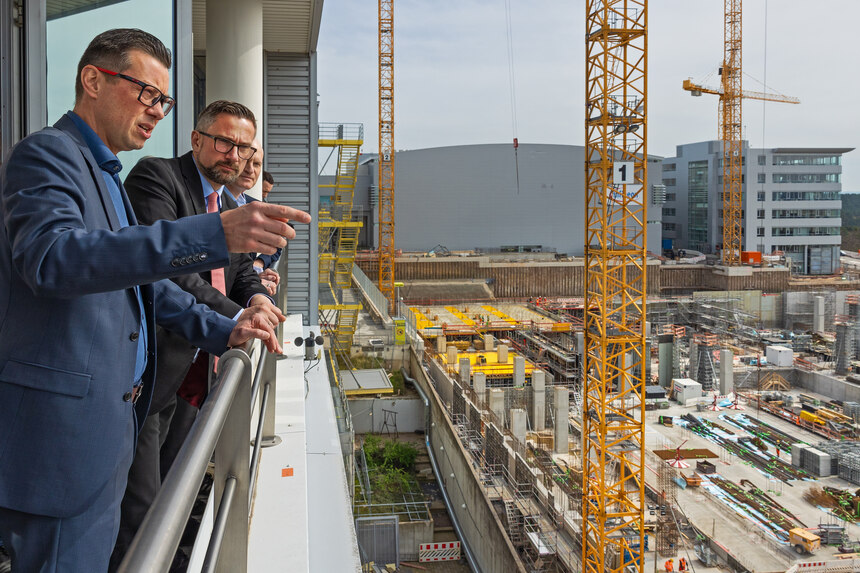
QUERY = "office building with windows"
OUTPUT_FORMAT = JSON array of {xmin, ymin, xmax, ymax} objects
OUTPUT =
[{"xmin": 660, "ymin": 140, "xmax": 852, "ymax": 274}]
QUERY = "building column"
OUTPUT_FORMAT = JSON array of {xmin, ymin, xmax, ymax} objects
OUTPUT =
[
  {"xmin": 532, "ymin": 370, "xmax": 546, "ymax": 431},
  {"xmin": 554, "ymin": 387, "xmax": 569, "ymax": 455},
  {"xmin": 206, "ymin": 0, "xmax": 264, "ymax": 199},
  {"xmin": 719, "ymin": 349, "xmax": 734, "ymax": 395}
]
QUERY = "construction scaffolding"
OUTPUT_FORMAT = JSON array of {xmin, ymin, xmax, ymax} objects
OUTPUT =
[
  {"xmin": 423, "ymin": 349, "xmax": 585, "ymax": 572},
  {"xmin": 692, "ymin": 334, "xmax": 718, "ymax": 391},
  {"xmin": 318, "ymin": 123, "xmax": 364, "ymax": 359},
  {"xmin": 655, "ymin": 463, "xmax": 679, "ymax": 557}
]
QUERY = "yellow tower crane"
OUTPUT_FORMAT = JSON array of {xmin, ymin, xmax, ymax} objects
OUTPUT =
[
  {"xmin": 583, "ymin": 2, "xmax": 647, "ymax": 573},
  {"xmin": 378, "ymin": 0, "xmax": 396, "ymax": 314},
  {"xmin": 682, "ymin": 0, "xmax": 798, "ymax": 266}
]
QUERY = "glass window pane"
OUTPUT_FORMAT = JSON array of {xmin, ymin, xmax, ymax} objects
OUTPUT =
[{"xmin": 46, "ymin": 0, "xmax": 175, "ymax": 172}]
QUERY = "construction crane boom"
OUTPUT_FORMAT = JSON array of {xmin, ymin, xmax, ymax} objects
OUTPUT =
[
  {"xmin": 685, "ymin": 0, "xmax": 798, "ymax": 266},
  {"xmin": 378, "ymin": 0, "xmax": 396, "ymax": 314},
  {"xmin": 682, "ymin": 78, "xmax": 800, "ymax": 104},
  {"xmin": 583, "ymin": 2, "xmax": 647, "ymax": 573}
]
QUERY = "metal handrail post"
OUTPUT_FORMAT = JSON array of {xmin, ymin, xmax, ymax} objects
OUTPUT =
[
  {"xmin": 212, "ymin": 346, "xmax": 252, "ymax": 573},
  {"xmin": 261, "ymin": 352, "xmax": 279, "ymax": 442},
  {"xmin": 117, "ymin": 344, "xmax": 252, "ymax": 573},
  {"xmin": 262, "ymin": 253, "xmax": 288, "ymax": 443}
]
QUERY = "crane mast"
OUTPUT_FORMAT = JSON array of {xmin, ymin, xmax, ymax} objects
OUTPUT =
[
  {"xmin": 583, "ymin": 2, "xmax": 647, "ymax": 573},
  {"xmin": 378, "ymin": 0, "xmax": 396, "ymax": 313},
  {"xmin": 721, "ymin": 0, "xmax": 743, "ymax": 266}
]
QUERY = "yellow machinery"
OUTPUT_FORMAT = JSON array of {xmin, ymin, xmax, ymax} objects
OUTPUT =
[
  {"xmin": 378, "ymin": 0, "xmax": 396, "ymax": 314},
  {"xmin": 789, "ymin": 528, "xmax": 821, "ymax": 555},
  {"xmin": 318, "ymin": 123, "xmax": 364, "ymax": 357},
  {"xmin": 682, "ymin": 0, "xmax": 798, "ymax": 266},
  {"xmin": 583, "ymin": 2, "xmax": 647, "ymax": 573}
]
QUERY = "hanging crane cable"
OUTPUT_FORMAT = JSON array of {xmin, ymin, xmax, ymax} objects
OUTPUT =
[{"xmin": 504, "ymin": 0, "xmax": 520, "ymax": 193}]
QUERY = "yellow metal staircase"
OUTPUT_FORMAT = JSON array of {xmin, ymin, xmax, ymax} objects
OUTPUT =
[{"xmin": 317, "ymin": 123, "xmax": 364, "ymax": 358}]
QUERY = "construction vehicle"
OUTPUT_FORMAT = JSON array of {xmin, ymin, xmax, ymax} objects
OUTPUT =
[{"xmin": 790, "ymin": 528, "xmax": 822, "ymax": 555}]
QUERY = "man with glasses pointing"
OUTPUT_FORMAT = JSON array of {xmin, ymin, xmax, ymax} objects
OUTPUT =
[
  {"xmin": 0, "ymin": 29, "xmax": 310, "ymax": 572},
  {"xmin": 110, "ymin": 101, "xmax": 283, "ymax": 569}
]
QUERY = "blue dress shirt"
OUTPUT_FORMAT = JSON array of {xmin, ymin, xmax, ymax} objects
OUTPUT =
[{"xmin": 68, "ymin": 111, "xmax": 148, "ymax": 383}]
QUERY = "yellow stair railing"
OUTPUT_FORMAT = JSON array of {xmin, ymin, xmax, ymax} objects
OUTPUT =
[{"xmin": 317, "ymin": 123, "xmax": 364, "ymax": 359}]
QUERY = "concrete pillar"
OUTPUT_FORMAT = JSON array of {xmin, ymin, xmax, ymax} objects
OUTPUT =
[
  {"xmin": 490, "ymin": 389, "xmax": 506, "ymax": 426},
  {"xmin": 658, "ymin": 334, "xmax": 674, "ymax": 388},
  {"xmin": 447, "ymin": 345, "xmax": 457, "ymax": 365},
  {"xmin": 497, "ymin": 344, "xmax": 508, "ymax": 364},
  {"xmin": 511, "ymin": 408, "xmax": 527, "ymax": 444},
  {"xmin": 719, "ymin": 349, "xmax": 734, "ymax": 395},
  {"xmin": 474, "ymin": 371, "xmax": 487, "ymax": 406},
  {"xmin": 554, "ymin": 387, "xmax": 569, "ymax": 454},
  {"xmin": 532, "ymin": 370, "xmax": 546, "ymax": 431},
  {"xmin": 484, "ymin": 333, "xmax": 494, "ymax": 351},
  {"xmin": 617, "ymin": 352, "xmax": 632, "ymax": 396},
  {"xmin": 813, "ymin": 296, "xmax": 826, "ymax": 334},
  {"xmin": 206, "ymin": 0, "xmax": 264, "ymax": 198},
  {"xmin": 459, "ymin": 357, "xmax": 471, "ymax": 386},
  {"xmin": 513, "ymin": 356, "xmax": 526, "ymax": 387},
  {"xmin": 436, "ymin": 335, "xmax": 446, "ymax": 353}
]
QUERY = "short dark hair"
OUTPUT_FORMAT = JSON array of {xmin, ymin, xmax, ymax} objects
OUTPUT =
[
  {"xmin": 76, "ymin": 29, "xmax": 172, "ymax": 103},
  {"xmin": 262, "ymin": 171, "xmax": 274, "ymax": 185},
  {"xmin": 195, "ymin": 100, "xmax": 257, "ymax": 133}
]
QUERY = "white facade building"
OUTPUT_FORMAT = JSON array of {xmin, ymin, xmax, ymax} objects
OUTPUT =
[{"xmin": 660, "ymin": 141, "xmax": 852, "ymax": 274}]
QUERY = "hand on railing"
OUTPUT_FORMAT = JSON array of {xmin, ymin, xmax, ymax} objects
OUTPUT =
[{"xmin": 229, "ymin": 305, "xmax": 285, "ymax": 354}]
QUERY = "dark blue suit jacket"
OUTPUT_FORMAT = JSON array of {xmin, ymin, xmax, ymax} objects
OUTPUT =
[{"xmin": 0, "ymin": 114, "xmax": 237, "ymax": 518}]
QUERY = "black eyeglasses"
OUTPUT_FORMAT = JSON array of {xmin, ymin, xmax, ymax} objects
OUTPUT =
[
  {"xmin": 196, "ymin": 131, "xmax": 258, "ymax": 160},
  {"xmin": 94, "ymin": 66, "xmax": 175, "ymax": 116}
]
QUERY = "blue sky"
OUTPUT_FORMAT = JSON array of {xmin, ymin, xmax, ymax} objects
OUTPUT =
[{"xmin": 317, "ymin": 0, "xmax": 859, "ymax": 190}]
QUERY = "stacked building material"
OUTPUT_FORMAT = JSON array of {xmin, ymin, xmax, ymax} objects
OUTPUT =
[
  {"xmin": 816, "ymin": 441, "xmax": 860, "ymax": 485},
  {"xmin": 844, "ymin": 401, "xmax": 860, "ymax": 424},
  {"xmin": 679, "ymin": 414, "xmax": 812, "ymax": 482},
  {"xmin": 837, "ymin": 452, "xmax": 860, "ymax": 485},
  {"xmin": 798, "ymin": 447, "xmax": 832, "ymax": 477}
]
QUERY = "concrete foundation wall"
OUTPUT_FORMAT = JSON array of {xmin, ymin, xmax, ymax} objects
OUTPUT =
[
  {"xmin": 358, "ymin": 257, "xmax": 797, "ymax": 300},
  {"xmin": 735, "ymin": 367, "xmax": 860, "ymax": 403},
  {"xmin": 426, "ymin": 356, "xmax": 454, "ymax": 406},
  {"xmin": 398, "ymin": 519, "xmax": 434, "ymax": 562},
  {"xmin": 795, "ymin": 370, "xmax": 860, "ymax": 403},
  {"xmin": 410, "ymin": 351, "xmax": 526, "ymax": 573},
  {"xmin": 348, "ymin": 397, "xmax": 427, "ymax": 434}
]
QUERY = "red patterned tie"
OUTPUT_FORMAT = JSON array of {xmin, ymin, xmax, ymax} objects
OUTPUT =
[
  {"xmin": 206, "ymin": 193, "xmax": 227, "ymax": 295},
  {"xmin": 206, "ymin": 192, "xmax": 227, "ymax": 373}
]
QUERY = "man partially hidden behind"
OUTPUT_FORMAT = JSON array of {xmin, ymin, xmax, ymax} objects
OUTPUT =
[
  {"xmin": 0, "ymin": 29, "xmax": 310, "ymax": 572},
  {"xmin": 224, "ymin": 142, "xmax": 281, "ymax": 288},
  {"xmin": 261, "ymin": 170, "xmax": 274, "ymax": 201},
  {"xmin": 110, "ymin": 102, "xmax": 282, "ymax": 569}
]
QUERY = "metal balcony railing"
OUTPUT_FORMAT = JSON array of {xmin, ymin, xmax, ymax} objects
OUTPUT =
[
  {"xmin": 118, "ymin": 263, "xmax": 288, "ymax": 573},
  {"xmin": 318, "ymin": 122, "xmax": 364, "ymax": 142}
]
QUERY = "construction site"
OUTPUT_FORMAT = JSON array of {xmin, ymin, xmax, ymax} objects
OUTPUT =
[
  {"xmin": 306, "ymin": 1, "xmax": 860, "ymax": 572},
  {"xmin": 348, "ymin": 290, "xmax": 860, "ymax": 573}
]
